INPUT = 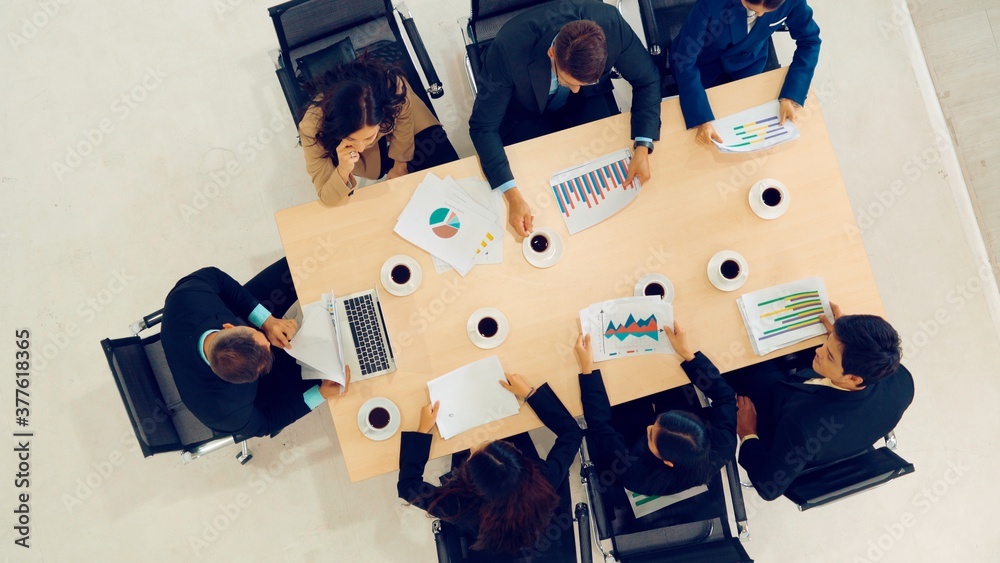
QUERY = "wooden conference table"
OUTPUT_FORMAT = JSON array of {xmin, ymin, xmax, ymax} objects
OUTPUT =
[{"xmin": 275, "ymin": 69, "xmax": 883, "ymax": 482}]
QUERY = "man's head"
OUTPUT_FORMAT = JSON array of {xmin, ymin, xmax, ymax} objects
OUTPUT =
[
  {"xmin": 812, "ymin": 315, "xmax": 902, "ymax": 390},
  {"xmin": 646, "ymin": 410, "xmax": 709, "ymax": 469},
  {"xmin": 548, "ymin": 20, "xmax": 607, "ymax": 93},
  {"xmin": 742, "ymin": 0, "xmax": 785, "ymax": 17},
  {"xmin": 207, "ymin": 323, "xmax": 273, "ymax": 384}
]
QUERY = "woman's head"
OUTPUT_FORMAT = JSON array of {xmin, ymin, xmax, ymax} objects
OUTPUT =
[
  {"xmin": 647, "ymin": 410, "xmax": 711, "ymax": 480},
  {"xmin": 305, "ymin": 56, "xmax": 407, "ymax": 162}
]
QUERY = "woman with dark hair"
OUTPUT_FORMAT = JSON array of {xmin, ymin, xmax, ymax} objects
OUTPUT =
[
  {"xmin": 298, "ymin": 57, "xmax": 458, "ymax": 206},
  {"xmin": 397, "ymin": 372, "xmax": 583, "ymax": 559}
]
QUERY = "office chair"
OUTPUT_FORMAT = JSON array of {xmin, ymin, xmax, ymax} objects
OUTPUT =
[
  {"xmin": 101, "ymin": 309, "xmax": 252, "ymax": 465},
  {"xmin": 579, "ymin": 384, "xmax": 752, "ymax": 563},
  {"xmin": 268, "ymin": 0, "xmax": 444, "ymax": 127},
  {"xmin": 631, "ymin": 0, "xmax": 782, "ymax": 98}
]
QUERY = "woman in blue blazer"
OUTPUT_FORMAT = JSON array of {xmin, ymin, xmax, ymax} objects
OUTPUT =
[{"xmin": 668, "ymin": 0, "xmax": 821, "ymax": 145}]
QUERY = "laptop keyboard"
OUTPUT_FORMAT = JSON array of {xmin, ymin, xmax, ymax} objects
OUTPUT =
[{"xmin": 344, "ymin": 294, "xmax": 390, "ymax": 376}]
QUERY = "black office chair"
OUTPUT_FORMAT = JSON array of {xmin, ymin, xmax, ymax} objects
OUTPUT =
[
  {"xmin": 579, "ymin": 384, "xmax": 752, "ymax": 563},
  {"xmin": 101, "ymin": 309, "xmax": 252, "ymax": 464},
  {"xmin": 268, "ymin": 0, "xmax": 444, "ymax": 127},
  {"xmin": 632, "ymin": 0, "xmax": 782, "ymax": 98}
]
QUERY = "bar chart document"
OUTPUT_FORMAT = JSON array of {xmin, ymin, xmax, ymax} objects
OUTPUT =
[
  {"xmin": 737, "ymin": 277, "xmax": 834, "ymax": 356},
  {"xmin": 580, "ymin": 296, "xmax": 674, "ymax": 362},
  {"xmin": 549, "ymin": 148, "xmax": 641, "ymax": 235},
  {"xmin": 712, "ymin": 100, "xmax": 800, "ymax": 153}
]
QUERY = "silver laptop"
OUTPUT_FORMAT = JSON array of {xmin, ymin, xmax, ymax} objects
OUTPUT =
[{"xmin": 330, "ymin": 285, "xmax": 397, "ymax": 381}]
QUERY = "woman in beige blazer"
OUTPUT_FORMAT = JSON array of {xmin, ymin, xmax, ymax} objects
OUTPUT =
[{"xmin": 298, "ymin": 57, "xmax": 458, "ymax": 206}]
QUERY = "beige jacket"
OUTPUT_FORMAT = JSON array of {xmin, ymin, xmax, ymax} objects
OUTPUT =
[{"xmin": 298, "ymin": 78, "xmax": 439, "ymax": 206}]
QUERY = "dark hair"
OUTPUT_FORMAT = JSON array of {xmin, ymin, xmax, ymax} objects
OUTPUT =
[
  {"xmin": 653, "ymin": 410, "xmax": 711, "ymax": 484},
  {"xmin": 208, "ymin": 330, "xmax": 273, "ymax": 384},
  {"xmin": 304, "ymin": 56, "xmax": 407, "ymax": 166},
  {"xmin": 554, "ymin": 20, "xmax": 607, "ymax": 84},
  {"xmin": 833, "ymin": 315, "xmax": 902, "ymax": 385},
  {"xmin": 425, "ymin": 441, "xmax": 558, "ymax": 554},
  {"xmin": 744, "ymin": 0, "xmax": 786, "ymax": 9}
]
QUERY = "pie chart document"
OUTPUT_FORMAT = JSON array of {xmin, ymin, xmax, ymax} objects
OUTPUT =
[{"xmin": 394, "ymin": 173, "xmax": 500, "ymax": 276}]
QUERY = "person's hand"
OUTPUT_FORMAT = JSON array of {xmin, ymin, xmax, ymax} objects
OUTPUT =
[
  {"xmin": 386, "ymin": 160, "xmax": 409, "ymax": 180},
  {"xmin": 261, "ymin": 316, "xmax": 297, "ymax": 349},
  {"xmin": 499, "ymin": 373, "xmax": 534, "ymax": 400},
  {"xmin": 319, "ymin": 366, "xmax": 351, "ymax": 399},
  {"xmin": 503, "ymin": 188, "xmax": 534, "ymax": 237},
  {"xmin": 696, "ymin": 122, "xmax": 722, "ymax": 146},
  {"xmin": 574, "ymin": 334, "xmax": 595, "ymax": 374},
  {"xmin": 663, "ymin": 321, "xmax": 695, "ymax": 362},
  {"xmin": 418, "ymin": 400, "xmax": 440, "ymax": 434},
  {"xmin": 818, "ymin": 302, "xmax": 843, "ymax": 333},
  {"xmin": 779, "ymin": 98, "xmax": 801, "ymax": 125},
  {"xmin": 335, "ymin": 138, "xmax": 362, "ymax": 183},
  {"xmin": 624, "ymin": 146, "xmax": 651, "ymax": 187},
  {"xmin": 736, "ymin": 396, "xmax": 758, "ymax": 439}
]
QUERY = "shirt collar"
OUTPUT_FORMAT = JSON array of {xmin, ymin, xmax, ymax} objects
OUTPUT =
[{"xmin": 198, "ymin": 329, "xmax": 220, "ymax": 366}]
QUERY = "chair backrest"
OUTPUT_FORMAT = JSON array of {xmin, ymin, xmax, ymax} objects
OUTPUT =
[
  {"xmin": 783, "ymin": 447, "xmax": 915, "ymax": 511},
  {"xmin": 469, "ymin": 0, "xmax": 557, "ymax": 45},
  {"xmin": 648, "ymin": 0, "xmax": 698, "ymax": 53}
]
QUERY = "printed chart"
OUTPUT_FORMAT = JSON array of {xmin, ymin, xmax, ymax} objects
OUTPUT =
[
  {"xmin": 712, "ymin": 100, "xmax": 800, "ymax": 153},
  {"xmin": 737, "ymin": 277, "xmax": 833, "ymax": 356},
  {"xmin": 429, "ymin": 208, "xmax": 461, "ymax": 239},
  {"xmin": 580, "ymin": 296, "xmax": 673, "ymax": 362},
  {"xmin": 550, "ymin": 148, "xmax": 641, "ymax": 235}
]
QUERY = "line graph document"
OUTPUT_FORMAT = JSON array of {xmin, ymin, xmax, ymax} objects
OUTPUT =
[{"xmin": 580, "ymin": 297, "xmax": 674, "ymax": 362}]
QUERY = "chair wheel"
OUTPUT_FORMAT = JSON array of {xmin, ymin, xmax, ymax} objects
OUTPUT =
[{"xmin": 238, "ymin": 453, "xmax": 253, "ymax": 465}]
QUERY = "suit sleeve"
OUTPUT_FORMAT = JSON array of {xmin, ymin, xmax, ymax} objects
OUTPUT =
[
  {"xmin": 777, "ymin": 0, "xmax": 821, "ymax": 106},
  {"xmin": 387, "ymin": 79, "xmax": 416, "ymax": 163},
  {"xmin": 468, "ymin": 41, "xmax": 517, "ymax": 189},
  {"xmin": 397, "ymin": 431, "xmax": 462, "ymax": 517},
  {"xmin": 738, "ymin": 420, "xmax": 809, "ymax": 501},
  {"xmin": 668, "ymin": 1, "xmax": 716, "ymax": 128},
  {"xmin": 526, "ymin": 384, "xmax": 583, "ymax": 486},
  {"xmin": 298, "ymin": 105, "xmax": 355, "ymax": 206},
  {"xmin": 578, "ymin": 370, "xmax": 631, "ymax": 473},
  {"xmin": 224, "ymin": 395, "xmax": 312, "ymax": 439},
  {"xmin": 611, "ymin": 10, "xmax": 662, "ymax": 140},
  {"xmin": 181, "ymin": 267, "xmax": 262, "ymax": 324},
  {"xmin": 680, "ymin": 352, "xmax": 738, "ymax": 472}
]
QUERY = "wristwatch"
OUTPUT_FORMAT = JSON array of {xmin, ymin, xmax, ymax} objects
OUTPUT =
[{"xmin": 634, "ymin": 140, "xmax": 654, "ymax": 154}]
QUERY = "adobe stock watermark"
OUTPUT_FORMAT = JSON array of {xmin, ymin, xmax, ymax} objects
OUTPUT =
[
  {"xmin": 7, "ymin": 0, "xmax": 71, "ymax": 53},
  {"xmin": 51, "ymin": 66, "xmax": 168, "ymax": 181}
]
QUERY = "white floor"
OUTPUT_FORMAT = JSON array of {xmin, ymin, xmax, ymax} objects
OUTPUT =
[{"xmin": 1, "ymin": 0, "xmax": 998, "ymax": 561}]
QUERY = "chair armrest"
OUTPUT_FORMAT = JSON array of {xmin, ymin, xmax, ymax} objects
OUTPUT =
[
  {"xmin": 396, "ymin": 3, "xmax": 444, "ymax": 98},
  {"xmin": 131, "ymin": 308, "xmax": 164, "ymax": 336},
  {"xmin": 884, "ymin": 430, "xmax": 897, "ymax": 450},
  {"xmin": 636, "ymin": 0, "xmax": 662, "ymax": 56},
  {"xmin": 575, "ymin": 502, "xmax": 593, "ymax": 563},
  {"xmin": 432, "ymin": 520, "xmax": 451, "ymax": 563},
  {"xmin": 723, "ymin": 459, "xmax": 750, "ymax": 540}
]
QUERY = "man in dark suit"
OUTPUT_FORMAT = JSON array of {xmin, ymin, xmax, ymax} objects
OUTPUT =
[
  {"xmin": 669, "ymin": 0, "xmax": 821, "ymax": 145},
  {"xmin": 730, "ymin": 308, "xmax": 914, "ymax": 501},
  {"xmin": 469, "ymin": 0, "xmax": 662, "ymax": 236},
  {"xmin": 577, "ymin": 323, "xmax": 737, "ymax": 496},
  {"xmin": 161, "ymin": 260, "xmax": 345, "ymax": 439}
]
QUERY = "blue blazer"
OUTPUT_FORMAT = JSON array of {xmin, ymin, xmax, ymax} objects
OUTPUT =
[{"xmin": 668, "ymin": 0, "xmax": 821, "ymax": 128}]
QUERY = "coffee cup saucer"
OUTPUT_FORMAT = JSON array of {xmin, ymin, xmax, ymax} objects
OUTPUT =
[
  {"xmin": 749, "ymin": 179, "xmax": 790, "ymax": 220},
  {"xmin": 467, "ymin": 307, "xmax": 509, "ymax": 350},
  {"xmin": 707, "ymin": 250, "xmax": 749, "ymax": 292},
  {"xmin": 522, "ymin": 227, "xmax": 564, "ymax": 269},
  {"xmin": 634, "ymin": 273, "xmax": 675, "ymax": 302},
  {"xmin": 357, "ymin": 397, "xmax": 401, "ymax": 441},
  {"xmin": 380, "ymin": 255, "xmax": 422, "ymax": 297}
]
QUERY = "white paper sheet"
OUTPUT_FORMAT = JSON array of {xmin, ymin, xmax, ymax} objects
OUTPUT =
[
  {"xmin": 549, "ymin": 148, "xmax": 641, "ymax": 235},
  {"xmin": 711, "ymin": 100, "xmax": 801, "ymax": 153},
  {"xmin": 433, "ymin": 176, "xmax": 504, "ymax": 273},
  {"xmin": 287, "ymin": 297, "xmax": 346, "ymax": 385},
  {"xmin": 426, "ymin": 356, "xmax": 520, "ymax": 440},
  {"xmin": 737, "ymin": 277, "xmax": 833, "ymax": 356},
  {"xmin": 580, "ymin": 297, "xmax": 674, "ymax": 362},
  {"xmin": 626, "ymin": 485, "xmax": 709, "ymax": 519}
]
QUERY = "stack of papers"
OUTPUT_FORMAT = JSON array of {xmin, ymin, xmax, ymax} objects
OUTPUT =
[
  {"xmin": 432, "ymin": 177, "xmax": 504, "ymax": 273},
  {"xmin": 737, "ymin": 277, "xmax": 833, "ymax": 356},
  {"xmin": 394, "ymin": 173, "xmax": 503, "ymax": 276},
  {"xmin": 712, "ymin": 100, "xmax": 800, "ymax": 153},
  {"xmin": 426, "ymin": 356, "xmax": 520, "ymax": 440},
  {"xmin": 580, "ymin": 296, "xmax": 674, "ymax": 362},
  {"xmin": 626, "ymin": 485, "xmax": 709, "ymax": 519},
  {"xmin": 286, "ymin": 295, "xmax": 347, "ymax": 385}
]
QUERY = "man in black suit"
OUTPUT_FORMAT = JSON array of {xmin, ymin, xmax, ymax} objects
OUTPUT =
[
  {"xmin": 469, "ymin": 0, "xmax": 662, "ymax": 236},
  {"xmin": 161, "ymin": 260, "xmax": 346, "ymax": 439},
  {"xmin": 731, "ymin": 307, "xmax": 914, "ymax": 500}
]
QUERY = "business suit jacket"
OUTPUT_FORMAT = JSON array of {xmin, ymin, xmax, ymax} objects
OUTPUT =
[
  {"xmin": 469, "ymin": 0, "xmax": 661, "ymax": 188},
  {"xmin": 397, "ymin": 384, "xmax": 583, "ymax": 558},
  {"xmin": 579, "ymin": 353, "xmax": 737, "ymax": 496},
  {"xmin": 161, "ymin": 268, "xmax": 309, "ymax": 439},
  {"xmin": 669, "ymin": 0, "xmax": 821, "ymax": 128},
  {"xmin": 739, "ymin": 366, "xmax": 914, "ymax": 501}
]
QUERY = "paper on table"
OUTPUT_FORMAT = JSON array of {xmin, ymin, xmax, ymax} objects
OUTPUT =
[
  {"xmin": 287, "ymin": 297, "xmax": 346, "ymax": 385},
  {"xmin": 580, "ymin": 296, "xmax": 674, "ymax": 362},
  {"xmin": 549, "ymin": 148, "xmax": 641, "ymax": 235},
  {"xmin": 737, "ymin": 277, "xmax": 833, "ymax": 356},
  {"xmin": 433, "ymin": 176, "xmax": 504, "ymax": 273},
  {"xmin": 426, "ymin": 356, "xmax": 520, "ymax": 440},
  {"xmin": 626, "ymin": 485, "xmax": 709, "ymax": 519},
  {"xmin": 711, "ymin": 100, "xmax": 800, "ymax": 153}
]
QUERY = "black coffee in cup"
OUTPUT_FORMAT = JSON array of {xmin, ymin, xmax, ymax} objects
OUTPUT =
[
  {"xmin": 643, "ymin": 283, "xmax": 665, "ymax": 297},
  {"xmin": 390, "ymin": 264, "xmax": 411, "ymax": 285},
  {"xmin": 762, "ymin": 187, "xmax": 782, "ymax": 207},
  {"xmin": 477, "ymin": 317, "xmax": 499, "ymax": 338},
  {"xmin": 368, "ymin": 406, "xmax": 390, "ymax": 430},
  {"xmin": 530, "ymin": 234, "xmax": 549, "ymax": 253},
  {"xmin": 721, "ymin": 259, "xmax": 741, "ymax": 280}
]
